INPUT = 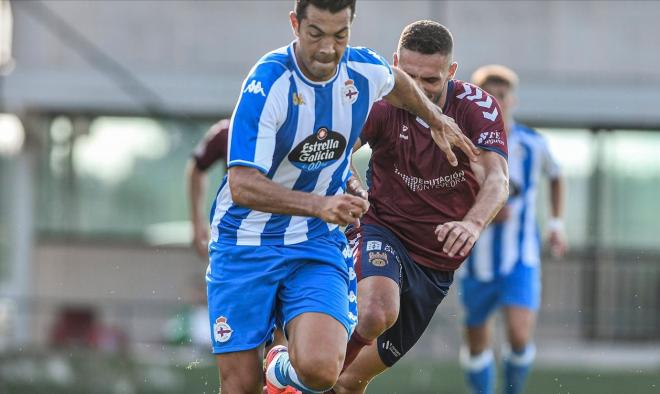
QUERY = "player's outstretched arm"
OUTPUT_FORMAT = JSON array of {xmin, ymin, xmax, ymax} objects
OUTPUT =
[
  {"xmin": 229, "ymin": 166, "xmax": 368, "ymax": 227},
  {"xmin": 383, "ymin": 68, "xmax": 480, "ymax": 166},
  {"xmin": 435, "ymin": 151, "xmax": 509, "ymax": 257}
]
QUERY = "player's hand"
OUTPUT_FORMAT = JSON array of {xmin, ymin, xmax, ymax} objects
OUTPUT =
[
  {"xmin": 435, "ymin": 220, "xmax": 482, "ymax": 258},
  {"xmin": 430, "ymin": 114, "xmax": 480, "ymax": 166},
  {"xmin": 346, "ymin": 176, "xmax": 368, "ymax": 200},
  {"xmin": 318, "ymin": 194, "xmax": 369, "ymax": 227},
  {"xmin": 192, "ymin": 224, "xmax": 209, "ymax": 260},
  {"xmin": 548, "ymin": 230, "xmax": 567, "ymax": 259}
]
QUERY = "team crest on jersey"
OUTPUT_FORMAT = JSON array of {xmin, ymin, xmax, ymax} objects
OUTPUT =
[
  {"xmin": 342, "ymin": 79, "xmax": 359, "ymax": 104},
  {"xmin": 213, "ymin": 316, "xmax": 233, "ymax": 343},
  {"xmin": 369, "ymin": 251, "xmax": 388, "ymax": 267},
  {"xmin": 288, "ymin": 127, "xmax": 347, "ymax": 172}
]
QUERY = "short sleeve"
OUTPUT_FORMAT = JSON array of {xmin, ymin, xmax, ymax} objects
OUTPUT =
[
  {"xmin": 539, "ymin": 135, "xmax": 561, "ymax": 178},
  {"xmin": 227, "ymin": 61, "xmax": 289, "ymax": 174},
  {"xmin": 464, "ymin": 92, "xmax": 508, "ymax": 158},
  {"xmin": 192, "ymin": 120, "xmax": 229, "ymax": 171}
]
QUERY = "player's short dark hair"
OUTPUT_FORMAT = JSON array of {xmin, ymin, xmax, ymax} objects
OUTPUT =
[
  {"xmin": 398, "ymin": 20, "xmax": 453, "ymax": 56},
  {"xmin": 295, "ymin": 0, "xmax": 356, "ymax": 21},
  {"xmin": 471, "ymin": 65, "xmax": 519, "ymax": 89}
]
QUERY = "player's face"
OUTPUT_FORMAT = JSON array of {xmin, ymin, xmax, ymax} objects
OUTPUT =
[
  {"xmin": 482, "ymin": 82, "xmax": 515, "ymax": 122},
  {"xmin": 394, "ymin": 48, "xmax": 457, "ymax": 104},
  {"xmin": 290, "ymin": 5, "xmax": 352, "ymax": 82}
]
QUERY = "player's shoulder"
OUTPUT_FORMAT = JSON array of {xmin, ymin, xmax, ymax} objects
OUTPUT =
[
  {"xmin": 451, "ymin": 80, "xmax": 496, "ymax": 108},
  {"xmin": 370, "ymin": 99, "xmax": 400, "ymax": 118},
  {"xmin": 207, "ymin": 119, "xmax": 230, "ymax": 138},
  {"xmin": 513, "ymin": 123, "xmax": 545, "ymax": 142},
  {"xmin": 346, "ymin": 46, "xmax": 390, "ymax": 68},
  {"xmin": 449, "ymin": 79, "xmax": 502, "ymax": 124},
  {"xmin": 513, "ymin": 123, "xmax": 550, "ymax": 149},
  {"xmin": 246, "ymin": 46, "xmax": 293, "ymax": 86},
  {"xmin": 242, "ymin": 47, "xmax": 292, "ymax": 98}
]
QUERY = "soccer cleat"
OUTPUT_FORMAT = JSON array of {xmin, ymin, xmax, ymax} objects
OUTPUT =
[{"xmin": 264, "ymin": 345, "xmax": 301, "ymax": 394}]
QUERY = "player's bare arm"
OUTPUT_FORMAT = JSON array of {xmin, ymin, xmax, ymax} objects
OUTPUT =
[
  {"xmin": 435, "ymin": 151, "xmax": 509, "ymax": 257},
  {"xmin": 384, "ymin": 67, "xmax": 480, "ymax": 166},
  {"xmin": 229, "ymin": 166, "xmax": 368, "ymax": 227},
  {"xmin": 548, "ymin": 176, "xmax": 567, "ymax": 257},
  {"xmin": 186, "ymin": 160, "xmax": 209, "ymax": 259}
]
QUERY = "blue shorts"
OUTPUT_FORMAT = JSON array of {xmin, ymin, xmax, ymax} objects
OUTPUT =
[
  {"xmin": 460, "ymin": 262, "xmax": 540, "ymax": 327},
  {"xmin": 206, "ymin": 228, "xmax": 358, "ymax": 354},
  {"xmin": 347, "ymin": 224, "xmax": 453, "ymax": 367}
]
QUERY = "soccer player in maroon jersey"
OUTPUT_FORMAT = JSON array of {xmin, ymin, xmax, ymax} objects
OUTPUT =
[
  {"xmin": 187, "ymin": 119, "xmax": 230, "ymax": 259},
  {"xmin": 332, "ymin": 21, "xmax": 510, "ymax": 393}
]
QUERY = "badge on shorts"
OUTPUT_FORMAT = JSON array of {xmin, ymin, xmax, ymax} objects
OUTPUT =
[
  {"xmin": 213, "ymin": 316, "xmax": 233, "ymax": 343},
  {"xmin": 369, "ymin": 251, "xmax": 388, "ymax": 267}
]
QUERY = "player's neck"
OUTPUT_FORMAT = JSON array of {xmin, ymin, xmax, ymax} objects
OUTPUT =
[{"xmin": 436, "ymin": 86, "xmax": 449, "ymax": 110}]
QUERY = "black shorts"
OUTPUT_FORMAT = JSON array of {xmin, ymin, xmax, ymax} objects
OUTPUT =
[{"xmin": 347, "ymin": 224, "xmax": 453, "ymax": 367}]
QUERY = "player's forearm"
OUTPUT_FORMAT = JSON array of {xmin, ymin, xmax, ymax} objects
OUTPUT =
[
  {"xmin": 187, "ymin": 161, "xmax": 207, "ymax": 226},
  {"xmin": 464, "ymin": 171, "xmax": 509, "ymax": 230},
  {"xmin": 386, "ymin": 68, "xmax": 443, "ymax": 122},
  {"xmin": 550, "ymin": 177, "xmax": 564, "ymax": 219},
  {"xmin": 228, "ymin": 166, "xmax": 324, "ymax": 218}
]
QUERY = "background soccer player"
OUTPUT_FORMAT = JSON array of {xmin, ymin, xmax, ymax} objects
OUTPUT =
[
  {"xmin": 187, "ymin": 119, "xmax": 229, "ymax": 259},
  {"xmin": 206, "ymin": 2, "xmax": 479, "ymax": 393},
  {"xmin": 459, "ymin": 65, "xmax": 566, "ymax": 394},
  {"xmin": 331, "ymin": 21, "xmax": 510, "ymax": 394}
]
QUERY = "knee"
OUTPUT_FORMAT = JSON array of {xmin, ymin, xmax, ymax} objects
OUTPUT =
[
  {"xmin": 219, "ymin": 368, "xmax": 262, "ymax": 393},
  {"xmin": 357, "ymin": 304, "xmax": 398, "ymax": 339},
  {"xmin": 290, "ymin": 351, "xmax": 343, "ymax": 390},
  {"xmin": 508, "ymin": 328, "xmax": 532, "ymax": 351}
]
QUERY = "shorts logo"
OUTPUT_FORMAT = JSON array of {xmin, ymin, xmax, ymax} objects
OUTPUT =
[
  {"xmin": 348, "ymin": 266, "xmax": 357, "ymax": 280},
  {"xmin": 366, "ymin": 241, "xmax": 382, "ymax": 251},
  {"xmin": 213, "ymin": 316, "xmax": 233, "ymax": 343},
  {"xmin": 342, "ymin": 245, "xmax": 352, "ymax": 259},
  {"xmin": 368, "ymin": 251, "xmax": 388, "ymax": 267},
  {"xmin": 382, "ymin": 340, "xmax": 402, "ymax": 358}
]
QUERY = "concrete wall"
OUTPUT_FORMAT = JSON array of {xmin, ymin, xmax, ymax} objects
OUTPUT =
[{"xmin": 5, "ymin": 0, "xmax": 660, "ymax": 126}]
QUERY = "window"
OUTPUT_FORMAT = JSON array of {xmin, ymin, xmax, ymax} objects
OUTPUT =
[{"xmin": 36, "ymin": 116, "xmax": 224, "ymax": 244}]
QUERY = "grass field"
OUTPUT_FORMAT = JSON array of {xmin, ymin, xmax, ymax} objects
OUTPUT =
[{"xmin": 1, "ymin": 350, "xmax": 658, "ymax": 393}]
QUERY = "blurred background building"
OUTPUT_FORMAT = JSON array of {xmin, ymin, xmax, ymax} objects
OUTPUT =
[{"xmin": 0, "ymin": 1, "xmax": 658, "ymax": 393}]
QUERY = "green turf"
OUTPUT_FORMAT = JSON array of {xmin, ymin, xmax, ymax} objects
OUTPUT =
[
  {"xmin": 366, "ymin": 360, "xmax": 660, "ymax": 394},
  {"xmin": 1, "ymin": 351, "xmax": 658, "ymax": 393}
]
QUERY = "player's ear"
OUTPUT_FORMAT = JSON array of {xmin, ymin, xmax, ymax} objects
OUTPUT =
[
  {"xmin": 289, "ymin": 11, "xmax": 300, "ymax": 37},
  {"xmin": 448, "ymin": 62, "xmax": 458, "ymax": 79},
  {"xmin": 392, "ymin": 52, "xmax": 399, "ymax": 67}
]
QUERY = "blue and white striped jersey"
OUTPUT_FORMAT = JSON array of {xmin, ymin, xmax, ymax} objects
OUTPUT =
[
  {"xmin": 210, "ymin": 42, "xmax": 394, "ymax": 246},
  {"xmin": 459, "ymin": 124, "xmax": 560, "ymax": 281}
]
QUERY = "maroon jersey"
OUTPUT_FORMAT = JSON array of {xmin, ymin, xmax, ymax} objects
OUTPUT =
[
  {"xmin": 360, "ymin": 80, "xmax": 507, "ymax": 271},
  {"xmin": 192, "ymin": 119, "xmax": 229, "ymax": 171}
]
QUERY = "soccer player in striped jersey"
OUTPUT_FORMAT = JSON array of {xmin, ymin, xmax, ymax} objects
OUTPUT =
[
  {"xmin": 205, "ymin": 2, "xmax": 479, "ymax": 393},
  {"xmin": 331, "ymin": 21, "xmax": 510, "ymax": 394},
  {"xmin": 458, "ymin": 65, "xmax": 566, "ymax": 394}
]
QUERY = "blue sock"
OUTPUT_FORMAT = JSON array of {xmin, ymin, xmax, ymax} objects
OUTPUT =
[
  {"xmin": 266, "ymin": 349, "xmax": 327, "ymax": 394},
  {"xmin": 503, "ymin": 343, "xmax": 536, "ymax": 394},
  {"xmin": 461, "ymin": 348, "xmax": 495, "ymax": 394}
]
